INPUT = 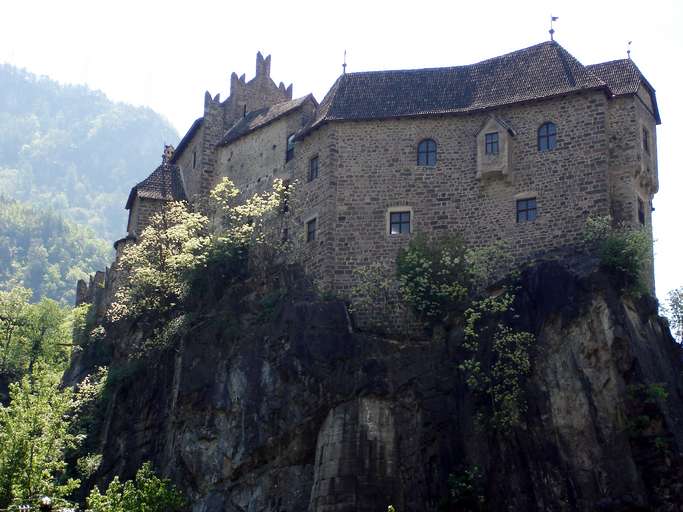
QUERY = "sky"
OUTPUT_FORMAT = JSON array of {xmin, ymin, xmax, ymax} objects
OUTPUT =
[{"xmin": 1, "ymin": 0, "xmax": 681, "ymax": 300}]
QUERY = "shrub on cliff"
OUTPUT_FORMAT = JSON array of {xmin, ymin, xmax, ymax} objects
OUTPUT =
[
  {"xmin": 395, "ymin": 235, "xmax": 511, "ymax": 322},
  {"xmin": 583, "ymin": 216, "xmax": 652, "ymax": 294},
  {"xmin": 110, "ymin": 178, "xmax": 286, "ymax": 322},
  {"xmin": 396, "ymin": 235, "xmax": 471, "ymax": 321},
  {"xmin": 86, "ymin": 462, "xmax": 185, "ymax": 512}
]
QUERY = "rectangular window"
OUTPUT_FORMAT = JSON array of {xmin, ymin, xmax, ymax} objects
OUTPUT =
[
  {"xmin": 389, "ymin": 211, "xmax": 411, "ymax": 234},
  {"xmin": 308, "ymin": 156, "xmax": 319, "ymax": 182},
  {"xmin": 192, "ymin": 150, "xmax": 197, "ymax": 169},
  {"xmin": 638, "ymin": 197, "xmax": 645, "ymax": 225},
  {"xmin": 485, "ymin": 132, "xmax": 499, "ymax": 155},
  {"xmin": 643, "ymin": 127, "xmax": 650, "ymax": 155},
  {"xmin": 306, "ymin": 218, "xmax": 317, "ymax": 242},
  {"xmin": 516, "ymin": 198, "xmax": 537, "ymax": 223}
]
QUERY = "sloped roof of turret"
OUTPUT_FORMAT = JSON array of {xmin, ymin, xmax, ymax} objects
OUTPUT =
[
  {"xmin": 586, "ymin": 59, "xmax": 660, "ymax": 123},
  {"xmin": 125, "ymin": 160, "xmax": 187, "ymax": 209},
  {"xmin": 302, "ymin": 41, "xmax": 610, "ymax": 135},
  {"xmin": 219, "ymin": 94, "xmax": 317, "ymax": 146}
]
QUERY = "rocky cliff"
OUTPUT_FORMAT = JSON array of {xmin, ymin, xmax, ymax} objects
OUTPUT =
[{"xmin": 67, "ymin": 262, "xmax": 683, "ymax": 511}]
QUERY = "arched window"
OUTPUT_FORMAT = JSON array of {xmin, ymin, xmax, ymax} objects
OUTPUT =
[
  {"xmin": 417, "ymin": 139, "xmax": 437, "ymax": 166},
  {"xmin": 538, "ymin": 122, "xmax": 557, "ymax": 151}
]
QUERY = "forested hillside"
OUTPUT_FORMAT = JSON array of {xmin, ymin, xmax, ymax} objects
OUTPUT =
[
  {"xmin": 0, "ymin": 199, "xmax": 111, "ymax": 303},
  {"xmin": 0, "ymin": 64, "xmax": 178, "ymax": 241}
]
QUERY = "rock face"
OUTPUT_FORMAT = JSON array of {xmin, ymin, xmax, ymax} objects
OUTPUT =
[{"xmin": 71, "ymin": 263, "xmax": 683, "ymax": 511}]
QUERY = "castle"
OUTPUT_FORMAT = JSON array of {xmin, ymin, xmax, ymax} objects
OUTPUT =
[{"xmin": 115, "ymin": 41, "xmax": 660, "ymax": 298}]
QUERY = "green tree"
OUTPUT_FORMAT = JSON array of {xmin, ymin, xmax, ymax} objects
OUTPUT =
[
  {"xmin": 0, "ymin": 199, "xmax": 112, "ymax": 303},
  {"xmin": 0, "ymin": 367, "xmax": 80, "ymax": 509},
  {"xmin": 86, "ymin": 462, "xmax": 185, "ymax": 512},
  {"xmin": 0, "ymin": 290, "xmax": 72, "ymax": 378},
  {"xmin": 109, "ymin": 201, "xmax": 210, "ymax": 321},
  {"xmin": 664, "ymin": 287, "xmax": 683, "ymax": 342},
  {"xmin": 0, "ymin": 286, "xmax": 32, "ymax": 373},
  {"xmin": 111, "ymin": 178, "xmax": 285, "ymax": 322}
]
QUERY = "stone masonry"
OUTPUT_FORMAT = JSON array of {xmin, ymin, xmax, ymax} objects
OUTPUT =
[{"xmin": 118, "ymin": 40, "xmax": 661, "ymax": 304}]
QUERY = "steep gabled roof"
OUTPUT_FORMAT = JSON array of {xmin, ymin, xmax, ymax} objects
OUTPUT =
[
  {"xmin": 305, "ymin": 41, "xmax": 606, "ymax": 134},
  {"xmin": 587, "ymin": 59, "xmax": 660, "ymax": 124},
  {"xmin": 172, "ymin": 117, "xmax": 203, "ymax": 162},
  {"xmin": 125, "ymin": 161, "xmax": 187, "ymax": 209},
  {"xmin": 219, "ymin": 95, "xmax": 317, "ymax": 146}
]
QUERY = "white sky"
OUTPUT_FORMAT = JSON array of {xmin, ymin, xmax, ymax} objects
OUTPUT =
[{"xmin": 1, "ymin": 0, "xmax": 681, "ymax": 301}]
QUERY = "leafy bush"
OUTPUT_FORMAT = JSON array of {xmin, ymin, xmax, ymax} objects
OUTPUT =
[
  {"xmin": 110, "ymin": 201, "xmax": 210, "ymax": 321},
  {"xmin": 459, "ymin": 292, "xmax": 535, "ymax": 432},
  {"xmin": 663, "ymin": 286, "xmax": 682, "ymax": 342},
  {"xmin": 439, "ymin": 465, "xmax": 485, "ymax": 511},
  {"xmin": 583, "ymin": 216, "xmax": 652, "ymax": 294},
  {"xmin": 396, "ymin": 235, "xmax": 471, "ymax": 320},
  {"xmin": 86, "ymin": 462, "xmax": 185, "ymax": 512}
]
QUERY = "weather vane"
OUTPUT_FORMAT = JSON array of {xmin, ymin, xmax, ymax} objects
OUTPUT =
[
  {"xmin": 549, "ymin": 15, "xmax": 559, "ymax": 41},
  {"xmin": 343, "ymin": 50, "xmax": 347, "ymax": 75},
  {"xmin": 627, "ymin": 40, "xmax": 632, "ymax": 59}
]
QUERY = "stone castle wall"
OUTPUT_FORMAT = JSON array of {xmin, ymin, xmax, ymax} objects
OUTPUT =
[
  {"xmin": 215, "ymin": 102, "xmax": 316, "ymax": 199},
  {"xmin": 290, "ymin": 91, "xmax": 621, "ymax": 297},
  {"xmin": 127, "ymin": 196, "xmax": 164, "ymax": 236}
]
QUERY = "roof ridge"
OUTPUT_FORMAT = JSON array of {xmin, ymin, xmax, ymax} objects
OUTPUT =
[{"xmin": 343, "ymin": 41, "xmax": 562, "ymax": 77}]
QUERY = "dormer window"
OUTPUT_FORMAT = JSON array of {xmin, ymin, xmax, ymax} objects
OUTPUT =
[
  {"xmin": 417, "ymin": 139, "xmax": 437, "ymax": 166},
  {"xmin": 476, "ymin": 116, "xmax": 515, "ymax": 179},
  {"xmin": 485, "ymin": 132, "xmax": 499, "ymax": 155},
  {"xmin": 285, "ymin": 134, "xmax": 295, "ymax": 162},
  {"xmin": 642, "ymin": 127, "xmax": 650, "ymax": 155},
  {"xmin": 538, "ymin": 122, "xmax": 557, "ymax": 151}
]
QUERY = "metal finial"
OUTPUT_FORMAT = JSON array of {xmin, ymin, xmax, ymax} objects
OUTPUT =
[
  {"xmin": 627, "ymin": 40, "xmax": 632, "ymax": 59},
  {"xmin": 343, "ymin": 50, "xmax": 347, "ymax": 74},
  {"xmin": 550, "ymin": 15, "xmax": 559, "ymax": 41}
]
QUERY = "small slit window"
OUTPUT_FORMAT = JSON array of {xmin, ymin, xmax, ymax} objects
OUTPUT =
[
  {"xmin": 389, "ymin": 211, "xmax": 411, "ymax": 234},
  {"xmin": 192, "ymin": 150, "xmax": 197, "ymax": 169},
  {"xmin": 638, "ymin": 197, "xmax": 646, "ymax": 225},
  {"xmin": 308, "ymin": 156, "xmax": 319, "ymax": 182},
  {"xmin": 516, "ymin": 198, "xmax": 537, "ymax": 223},
  {"xmin": 417, "ymin": 139, "xmax": 437, "ymax": 166},
  {"xmin": 285, "ymin": 134, "xmax": 295, "ymax": 162},
  {"xmin": 642, "ymin": 127, "xmax": 650, "ymax": 155},
  {"xmin": 538, "ymin": 122, "xmax": 557, "ymax": 151},
  {"xmin": 485, "ymin": 132, "xmax": 499, "ymax": 155},
  {"xmin": 306, "ymin": 218, "xmax": 317, "ymax": 242}
]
